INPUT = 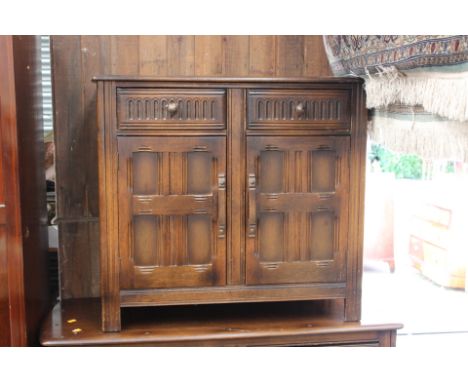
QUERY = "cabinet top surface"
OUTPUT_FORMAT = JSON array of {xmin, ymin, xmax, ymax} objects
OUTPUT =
[{"xmin": 92, "ymin": 75, "xmax": 363, "ymax": 84}]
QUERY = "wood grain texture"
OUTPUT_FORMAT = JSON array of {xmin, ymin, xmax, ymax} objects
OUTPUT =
[
  {"xmin": 51, "ymin": 36, "xmax": 84, "ymax": 219},
  {"xmin": 40, "ymin": 299, "xmax": 403, "ymax": 346},
  {"xmin": 227, "ymin": 89, "xmax": 245, "ymax": 284},
  {"xmin": 167, "ymin": 36, "xmax": 195, "ymax": 76},
  {"xmin": 344, "ymin": 82, "xmax": 367, "ymax": 321},
  {"xmin": 276, "ymin": 36, "xmax": 304, "ymax": 76},
  {"xmin": 304, "ymin": 36, "xmax": 332, "ymax": 77},
  {"xmin": 195, "ymin": 36, "xmax": 224, "ymax": 76},
  {"xmin": 51, "ymin": 36, "xmax": 333, "ymax": 300},
  {"xmin": 12, "ymin": 36, "xmax": 50, "ymax": 345},
  {"xmin": 110, "ymin": 36, "xmax": 139, "ymax": 75},
  {"xmin": 95, "ymin": 78, "xmax": 365, "ymax": 331},
  {"xmin": 223, "ymin": 36, "xmax": 249, "ymax": 76},
  {"xmin": 139, "ymin": 36, "xmax": 167, "ymax": 76},
  {"xmin": 52, "ymin": 36, "xmax": 98, "ymax": 299},
  {"xmin": 0, "ymin": 35, "xmax": 49, "ymax": 346},
  {"xmin": 249, "ymin": 36, "xmax": 276, "ymax": 76},
  {"xmin": 0, "ymin": 35, "xmax": 28, "ymax": 346}
]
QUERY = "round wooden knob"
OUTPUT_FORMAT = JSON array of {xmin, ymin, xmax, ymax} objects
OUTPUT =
[
  {"xmin": 166, "ymin": 101, "xmax": 178, "ymax": 113},
  {"xmin": 295, "ymin": 102, "xmax": 305, "ymax": 114}
]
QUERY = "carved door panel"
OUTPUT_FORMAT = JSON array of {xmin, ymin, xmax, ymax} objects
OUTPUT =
[
  {"xmin": 246, "ymin": 136, "xmax": 350, "ymax": 285},
  {"xmin": 118, "ymin": 136, "xmax": 226, "ymax": 289}
]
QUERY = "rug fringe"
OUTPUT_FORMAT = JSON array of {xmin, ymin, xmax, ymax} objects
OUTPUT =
[
  {"xmin": 365, "ymin": 67, "xmax": 468, "ymax": 122},
  {"xmin": 369, "ymin": 115, "xmax": 468, "ymax": 162}
]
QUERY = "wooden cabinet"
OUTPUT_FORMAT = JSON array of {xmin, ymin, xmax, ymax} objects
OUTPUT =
[{"xmin": 96, "ymin": 77, "xmax": 366, "ymax": 332}]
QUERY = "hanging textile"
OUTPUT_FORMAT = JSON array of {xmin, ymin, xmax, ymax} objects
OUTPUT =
[{"xmin": 323, "ymin": 35, "xmax": 468, "ymax": 161}]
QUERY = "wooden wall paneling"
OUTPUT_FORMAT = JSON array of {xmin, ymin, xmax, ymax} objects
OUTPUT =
[
  {"xmin": 80, "ymin": 36, "xmax": 111, "ymax": 298},
  {"xmin": 51, "ymin": 36, "xmax": 85, "ymax": 219},
  {"xmin": 304, "ymin": 36, "xmax": 332, "ymax": 77},
  {"xmin": 195, "ymin": 36, "xmax": 224, "ymax": 76},
  {"xmin": 139, "ymin": 36, "xmax": 168, "ymax": 76},
  {"xmin": 0, "ymin": 226, "xmax": 9, "ymax": 346},
  {"xmin": 110, "ymin": 36, "xmax": 139, "ymax": 75},
  {"xmin": 223, "ymin": 36, "xmax": 249, "ymax": 76},
  {"xmin": 52, "ymin": 36, "xmax": 97, "ymax": 299},
  {"xmin": 249, "ymin": 36, "xmax": 276, "ymax": 76},
  {"xmin": 167, "ymin": 36, "xmax": 195, "ymax": 76},
  {"xmin": 276, "ymin": 36, "xmax": 304, "ymax": 76},
  {"xmin": 81, "ymin": 36, "xmax": 110, "ymax": 219}
]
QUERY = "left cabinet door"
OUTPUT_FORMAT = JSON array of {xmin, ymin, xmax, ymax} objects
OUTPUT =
[{"xmin": 117, "ymin": 136, "xmax": 227, "ymax": 289}]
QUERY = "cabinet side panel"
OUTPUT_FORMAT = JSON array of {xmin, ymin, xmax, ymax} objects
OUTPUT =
[
  {"xmin": 345, "ymin": 83, "xmax": 366, "ymax": 321},
  {"xmin": 97, "ymin": 81, "xmax": 121, "ymax": 331}
]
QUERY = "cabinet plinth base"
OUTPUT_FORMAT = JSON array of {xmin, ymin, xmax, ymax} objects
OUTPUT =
[{"xmin": 40, "ymin": 299, "xmax": 402, "ymax": 347}]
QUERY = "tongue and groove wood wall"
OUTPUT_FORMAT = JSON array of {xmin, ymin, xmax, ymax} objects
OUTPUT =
[{"xmin": 51, "ymin": 35, "xmax": 332, "ymax": 299}]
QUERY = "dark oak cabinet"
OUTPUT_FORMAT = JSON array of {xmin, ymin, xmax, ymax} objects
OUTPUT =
[{"xmin": 96, "ymin": 77, "xmax": 366, "ymax": 332}]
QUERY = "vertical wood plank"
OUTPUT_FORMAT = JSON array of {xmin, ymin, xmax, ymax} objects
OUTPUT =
[
  {"xmin": 304, "ymin": 36, "xmax": 332, "ymax": 77},
  {"xmin": 52, "ymin": 36, "xmax": 84, "ymax": 218},
  {"xmin": 81, "ymin": 35, "xmax": 111, "ymax": 218},
  {"xmin": 223, "ymin": 36, "xmax": 249, "ymax": 76},
  {"xmin": 276, "ymin": 36, "xmax": 304, "ymax": 76},
  {"xmin": 167, "ymin": 36, "xmax": 195, "ymax": 76},
  {"xmin": 249, "ymin": 36, "xmax": 276, "ymax": 76},
  {"xmin": 195, "ymin": 36, "xmax": 224, "ymax": 76},
  {"xmin": 139, "ymin": 36, "xmax": 168, "ymax": 76},
  {"xmin": 56, "ymin": 36, "xmax": 110, "ymax": 299},
  {"xmin": 110, "ymin": 36, "xmax": 139, "ymax": 75}
]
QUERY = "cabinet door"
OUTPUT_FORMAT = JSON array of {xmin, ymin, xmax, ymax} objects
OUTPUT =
[
  {"xmin": 118, "ymin": 137, "xmax": 226, "ymax": 289},
  {"xmin": 246, "ymin": 136, "xmax": 349, "ymax": 285}
]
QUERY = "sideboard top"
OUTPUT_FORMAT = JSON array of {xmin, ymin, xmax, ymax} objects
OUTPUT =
[{"xmin": 92, "ymin": 75, "xmax": 363, "ymax": 84}]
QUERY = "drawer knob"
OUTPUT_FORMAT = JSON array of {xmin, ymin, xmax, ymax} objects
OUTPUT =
[
  {"xmin": 295, "ymin": 102, "xmax": 305, "ymax": 115},
  {"xmin": 166, "ymin": 101, "xmax": 178, "ymax": 114}
]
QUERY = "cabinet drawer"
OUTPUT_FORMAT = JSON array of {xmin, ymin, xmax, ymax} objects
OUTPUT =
[
  {"xmin": 117, "ymin": 88, "xmax": 226, "ymax": 129},
  {"xmin": 247, "ymin": 89, "xmax": 350, "ymax": 131}
]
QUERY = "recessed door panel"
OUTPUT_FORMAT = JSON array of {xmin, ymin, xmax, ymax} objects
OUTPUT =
[
  {"xmin": 246, "ymin": 136, "xmax": 349, "ymax": 285},
  {"xmin": 118, "ymin": 136, "xmax": 226, "ymax": 289}
]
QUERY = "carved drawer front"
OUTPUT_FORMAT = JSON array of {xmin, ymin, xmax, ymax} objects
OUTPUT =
[
  {"xmin": 245, "ymin": 136, "xmax": 350, "ymax": 285},
  {"xmin": 117, "ymin": 136, "xmax": 227, "ymax": 290},
  {"xmin": 117, "ymin": 89, "xmax": 226, "ymax": 129},
  {"xmin": 247, "ymin": 89, "xmax": 350, "ymax": 131}
]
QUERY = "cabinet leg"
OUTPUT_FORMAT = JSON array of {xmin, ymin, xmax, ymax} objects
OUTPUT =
[
  {"xmin": 344, "ymin": 296, "xmax": 361, "ymax": 322},
  {"xmin": 101, "ymin": 297, "xmax": 121, "ymax": 332}
]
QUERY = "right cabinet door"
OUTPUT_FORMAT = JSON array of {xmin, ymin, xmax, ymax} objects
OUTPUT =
[{"xmin": 246, "ymin": 136, "xmax": 350, "ymax": 285}]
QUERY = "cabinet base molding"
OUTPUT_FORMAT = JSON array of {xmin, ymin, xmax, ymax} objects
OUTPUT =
[
  {"xmin": 40, "ymin": 299, "xmax": 402, "ymax": 347},
  {"xmin": 120, "ymin": 283, "xmax": 346, "ymax": 306}
]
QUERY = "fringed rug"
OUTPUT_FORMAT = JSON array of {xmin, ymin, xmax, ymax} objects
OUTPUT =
[{"xmin": 323, "ymin": 35, "xmax": 468, "ymax": 161}]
